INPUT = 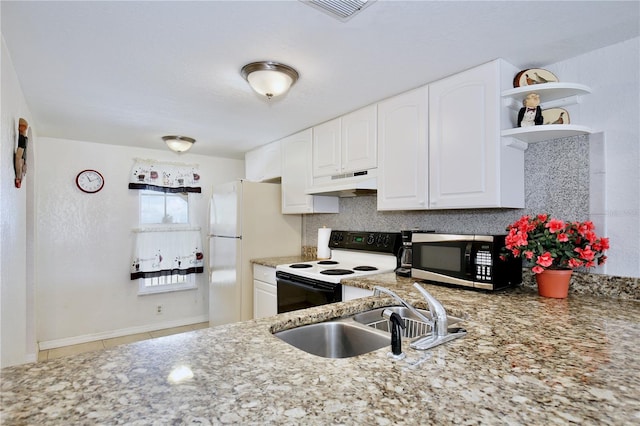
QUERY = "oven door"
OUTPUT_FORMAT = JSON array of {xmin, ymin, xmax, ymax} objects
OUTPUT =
[{"xmin": 276, "ymin": 271, "xmax": 342, "ymax": 314}]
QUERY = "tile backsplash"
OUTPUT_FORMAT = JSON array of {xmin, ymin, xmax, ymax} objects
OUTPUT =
[{"xmin": 304, "ymin": 135, "xmax": 590, "ymax": 245}]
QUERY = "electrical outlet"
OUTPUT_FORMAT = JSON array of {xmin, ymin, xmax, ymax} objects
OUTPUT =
[{"xmin": 156, "ymin": 305, "xmax": 163, "ymax": 315}]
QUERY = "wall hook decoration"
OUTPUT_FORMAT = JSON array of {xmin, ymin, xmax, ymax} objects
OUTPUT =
[{"xmin": 14, "ymin": 118, "xmax": 29, "ymax": 188}]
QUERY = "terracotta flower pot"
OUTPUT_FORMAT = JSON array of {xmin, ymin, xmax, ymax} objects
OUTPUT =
[{"xmin": 535, "ymin": 269, "xmax": 572, "ymax": 298}]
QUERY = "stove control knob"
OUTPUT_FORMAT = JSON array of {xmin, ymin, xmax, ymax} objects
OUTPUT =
[
  {"xmin": 367, "ymin": 234, "xmax": 375, "ymax": 245},
  {"xmin": 382, "ymin": 234, "xmax": 390, "ymax": 247},
  {"xmin": 331, "ymin": 232, "xmax": 342, "ymax": 245}
]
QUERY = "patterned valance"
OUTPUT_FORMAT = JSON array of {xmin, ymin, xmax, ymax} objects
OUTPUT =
[
  {"xmin": 128, "ymin": 159, "xmax": 201, "ymax": 193},
  {"xmin": 131, "ymin": 227, "xmax": 204, "ymax": 280}
]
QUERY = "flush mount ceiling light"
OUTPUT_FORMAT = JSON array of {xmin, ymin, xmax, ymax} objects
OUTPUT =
[
  {"xmin": 241, "ymin": 61, "xmax": 299, "ymax": 100},
  {"xmin": 301, "ymin": 0, "xmax": 376, "ymax": 22},
  {"xmin": 162, "ymin": 135, "xmax": 196, "ymax": 153}
]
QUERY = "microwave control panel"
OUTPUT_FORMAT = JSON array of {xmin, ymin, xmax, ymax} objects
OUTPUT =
[{"xmin": 474, "ymin": 249, "xmax": 493, "ymax": 281}]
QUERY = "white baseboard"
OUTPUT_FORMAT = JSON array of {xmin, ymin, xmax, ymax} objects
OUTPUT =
[{"xmin": 38, "ymin": 315, "xmax": 209, "ymax": 351}]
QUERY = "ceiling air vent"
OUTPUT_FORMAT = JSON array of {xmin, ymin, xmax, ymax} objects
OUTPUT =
[{"xmin": 301, "ymin": 0, "xmax": 376, "ymax": 22}]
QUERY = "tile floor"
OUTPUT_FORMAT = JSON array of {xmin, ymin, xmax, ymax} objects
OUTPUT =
[{"xmin": 37, "ymin": 322, "xmax": 210, "ymax": 362}]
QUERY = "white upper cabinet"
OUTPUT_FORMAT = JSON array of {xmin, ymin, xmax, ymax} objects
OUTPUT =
[
  {"xmin": 341, "ymin": 105, "xmax": 378, "ymax": 173},
  {"xmin": 245, "ymin": 140, "xmax": 282, "ymax": 182},
  {"xmin": 312, "ymin": 104, "xmax": 377, "ymax": 178},
  {"xmin": 281, "ymin": 129, "xmax": 339, "ymax": 214},
  {"xmin": 312, "ymin": 118, "xmax": 341, "ymax": 177},
  {"xmin": 377, "ymin": 86, "xmax": 429, "ymax": 210},
  {"xmin": 428, "ymin": 59, "xmax": 524, "ymax": 209}
]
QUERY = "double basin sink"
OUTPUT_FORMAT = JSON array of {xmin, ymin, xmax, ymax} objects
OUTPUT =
[{"xmin": 274, "ymin": 306, "xmax": 462, "ymax": 358}]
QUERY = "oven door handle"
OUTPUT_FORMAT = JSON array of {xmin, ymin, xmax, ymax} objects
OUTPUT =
[{"xmin": 276, "ymin": 276, "xmax": 337, "ymax": 294}]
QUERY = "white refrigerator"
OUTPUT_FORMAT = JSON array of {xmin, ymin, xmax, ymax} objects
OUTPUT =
[{"xmin": 208, "ymin": 180, "xmax": 302, "ymax": 326}]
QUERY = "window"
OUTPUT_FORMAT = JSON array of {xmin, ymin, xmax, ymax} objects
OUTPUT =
[
  {"xmin": 134, "ymin": 191, "xmax": 201, "ymax": 295},
  {"xmin": 140, "ymin": 190, "xmax": 189, "ymax": 224},
  {"xmin": 138, "ymin": 273, "xmax": 195, "ymax": 295}
]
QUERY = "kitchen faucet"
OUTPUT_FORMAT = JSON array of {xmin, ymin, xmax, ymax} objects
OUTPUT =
[{"xmin": 373, "ymin": 283, "xmax": 466, "ymax": 351}]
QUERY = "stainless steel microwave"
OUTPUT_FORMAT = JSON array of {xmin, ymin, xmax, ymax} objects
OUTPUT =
[{"xmin": 411, "ymin": 233, "xmax": 522, "ymax": 290}]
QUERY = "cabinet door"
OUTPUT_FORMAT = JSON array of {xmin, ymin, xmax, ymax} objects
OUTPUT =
[
  {"xmin": 428, "ymin": 61, "xmax": 502, "ymax": 209},
  {"xmin": 281, "ymin": 129, "xmax": 314, "ymax": 213},
  {"xmin": 342, "ymin": 285, "xmax": 374, "ymax": 301},
  {"xmin": 341, "ymin": 104, "xmax": 377, "ymax": 174},
  {"xmin": 312, "ymin": 118, "xmax": 341, "ymax": 178},
  {"xmin": 253, "ymin": 279, "xmax": 277, "ymax": 319},
  {"xmin": 254, "ymin": 264, "xmax": 276, "ymax": 285},
  {"xmin": 245, "ymin": 140, "xmax": 282, "ymax": 182},
  {"xmin": 377, "ymin": 87, "xmax": 429, "ymax": 210}
]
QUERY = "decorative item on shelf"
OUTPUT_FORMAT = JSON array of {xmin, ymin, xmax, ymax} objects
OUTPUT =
[
  {"xmin": 542, "ymin": 108, "xmax": 570, "ymax": 125},
  {"xmin": 163, "ymin": 135, "xmax": 195, "ymax": 153},
  {"xmin": 517, "ymin": 93, "xmax": 543, "ymax": 127},
  {"xmin": 241, "ymin": 61, "xmax": 299, "ymax": 100},
  {"xmin": 501, "ymin": 214, "xmax": 609, "ymax": 299},
  {"xmin": 513, "ymin": 68, "xmax": 559, "ymax": 88},
  {"xmin": 14, "ymin": 118, "xmax": 29, "ymax": 188}
]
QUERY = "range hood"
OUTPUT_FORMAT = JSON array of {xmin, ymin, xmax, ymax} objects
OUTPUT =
[{"xmin": 306, "ymin": 169, "xmax": 377, "ymax": 197}]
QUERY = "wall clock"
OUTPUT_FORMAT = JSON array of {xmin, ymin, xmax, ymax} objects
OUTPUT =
[{"xmin": 76, "ymin": 169, "xmax": 105, "ymax": 193}]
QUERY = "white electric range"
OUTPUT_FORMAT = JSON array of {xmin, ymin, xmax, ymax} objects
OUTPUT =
[{"xmin": 275, "ymin": 230, "xmax": 401, "ymax": 313}]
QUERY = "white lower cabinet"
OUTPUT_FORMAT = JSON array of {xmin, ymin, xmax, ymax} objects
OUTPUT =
[
  {"xmin": 342, "ymin": 285, "xmax": 373, "ymax": 301},
  {"xmin": 253, "ymin": 264, "xmax": 277, "ymax": 319}
]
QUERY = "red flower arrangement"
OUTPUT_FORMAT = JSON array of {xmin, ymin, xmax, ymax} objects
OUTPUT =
[{"xmin": 501, "ymin": 214, "xmax": 609, "ymax": 274}]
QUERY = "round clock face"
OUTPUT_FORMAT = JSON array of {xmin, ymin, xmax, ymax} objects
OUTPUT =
[{"xmin": 76, "ymin": 169, "xmax": 104, "ymax": 193}]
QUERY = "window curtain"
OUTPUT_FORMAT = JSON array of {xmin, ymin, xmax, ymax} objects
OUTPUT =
[
  {"xmin": 131, "ymin": 227, "xmax": 204, "ymax": 280},
  {"xmin": 128, "ymin": 158, "xmax": 201, "ymax": 193}
]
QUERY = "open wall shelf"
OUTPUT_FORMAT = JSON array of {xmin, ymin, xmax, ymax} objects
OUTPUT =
[{"xmin": 502, "ymin": 82, "xmax": 593, "ymax": 144}]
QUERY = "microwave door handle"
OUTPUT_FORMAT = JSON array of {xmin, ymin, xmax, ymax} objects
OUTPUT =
[{"xmin": 464, "ymin": 243, "xmax": 473, "ymax": 276}]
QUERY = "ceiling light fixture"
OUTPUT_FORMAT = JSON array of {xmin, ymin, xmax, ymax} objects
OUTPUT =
[
  {"xmin": 162, "ymin": 135, "xmax": 196, "ymax": 153},
  {"xmin": 241, "ymin": 61, "xmax": 299, "ymax": 100}
]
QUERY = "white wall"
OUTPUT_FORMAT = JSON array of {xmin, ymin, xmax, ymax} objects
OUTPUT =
[
  {"xmin": 1, "ymin": 37, "xmax": 37, "ymax": 367},
  {"xmin": 35, "ymin": 137, "xmax": 243, "ymax": 348},
  {"xmin": 547, "ymin": 37, "xmax": 640, "ymax": 278}
]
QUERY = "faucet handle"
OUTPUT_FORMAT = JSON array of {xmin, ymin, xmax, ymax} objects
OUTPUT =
[{"xmin": 413, "ymin": 283, "xmax": 448, "ymax": 337}]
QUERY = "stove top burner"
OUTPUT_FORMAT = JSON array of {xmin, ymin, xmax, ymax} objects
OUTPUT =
[
  {"xmin": 353, "ymin": 266, "xmax": 378, "ymax": 271},
  {"xmin": 317, "ymin": 260, "xmax": 339, "ymax": 265},
  {"xmin": 320, "ymin": 269, "xmax": 354, "ymax": 276},
  {"xmin": 290, "ymin": 264, "xmax": 313, "ymax": 269}
]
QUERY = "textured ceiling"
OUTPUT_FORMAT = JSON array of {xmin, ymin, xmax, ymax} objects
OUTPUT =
[{"xmin": 2, "ymin": 1, "xmax": 638, "ymax": 159}]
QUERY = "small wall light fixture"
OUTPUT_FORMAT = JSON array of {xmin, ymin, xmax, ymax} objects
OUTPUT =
[
  {"xmin": 162, "ymin": 135, "xmax": 196, "ymax": 153},
  {"xmin": 241, "ymin": 61, "xmax": 299, "ymax": 100}
]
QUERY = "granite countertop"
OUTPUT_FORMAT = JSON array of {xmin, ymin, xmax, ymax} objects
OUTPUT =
[{"xmin": 2, "ymin": 261, "xmax": 639, "ymax": 425}]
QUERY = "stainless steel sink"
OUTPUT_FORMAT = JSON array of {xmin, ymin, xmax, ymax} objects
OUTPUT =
[
  {"xmin": 352, "ymin": 306, "xmax": 463, "ymax": 338},
  {"xmin": 274, "ymin": 320, "xmax": 390, "ymax": 358},
  {"xmin": 274, "ymin": 305, "xmax": 464, "ymax": 358}
]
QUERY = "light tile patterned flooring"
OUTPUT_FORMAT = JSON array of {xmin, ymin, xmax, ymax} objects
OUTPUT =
[{"xmin": 38, "ymin": 322, "xmax": 210, "ymax": 362}]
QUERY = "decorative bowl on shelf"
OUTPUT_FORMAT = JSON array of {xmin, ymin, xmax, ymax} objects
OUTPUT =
[
  {"xmin": 513, "ymin": 68, "xmax": 559, "ymax": 87},
  {"xmin": 542, "ymin": 108, "xmax": 570, "ymax": 125}
]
